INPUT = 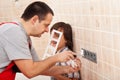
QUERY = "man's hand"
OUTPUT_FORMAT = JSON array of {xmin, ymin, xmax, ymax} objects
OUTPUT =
[
  {"xmin": 73, "ymin": 58, "xmax": 81, "ymax": 70},
  {"xmin": 54, "ymin": 51, "xmax": 75, "ymax": 62}
]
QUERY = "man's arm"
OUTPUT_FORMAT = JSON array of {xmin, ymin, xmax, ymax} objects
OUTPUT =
[
  {"xmin": 54, "ymin": 75, "xmax": 70, "ymax": 80},
  {"xmin": 40, "ymin": 65, "xmax": 78, "ymax": 76},
  {"xmin": 14, "ymin": 51, "xmax": 75, "ymax": 78},
  {"xmin": 40, "ymin": 65, "xmax": 76, "ymax": 80},
  {"xmin": 40, "ymin": 57, "xmax": 81, "ymax": 79}
]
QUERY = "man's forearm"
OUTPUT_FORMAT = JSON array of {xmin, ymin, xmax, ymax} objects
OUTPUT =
[
  {"xmin": 14, "ymin": 57, "xmax": 59, "ymax": 78},
  {"xmin": 54, "ymin": 75, "xmax": 70, "ymax": 80},
  {"xmin": 40, "ymin": 66, "xmax": 64, "ymax": 76},
  {"xmin": 40, "ymin": 65, "xmax": 74, "ymax": 76},
  {"xmin": 40, "ymin": 66, "xmax": 71, "ymax": 80}
]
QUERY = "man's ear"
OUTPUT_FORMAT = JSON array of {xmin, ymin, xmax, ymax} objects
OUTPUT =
[{"xmin": 31, "ymin": 15, "xmax": 39, "ymax": 25}]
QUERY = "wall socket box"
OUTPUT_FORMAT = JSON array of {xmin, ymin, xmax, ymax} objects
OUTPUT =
[{"xmin": 81, "ymin": 48, "xmax": 97, "ymax": 63}]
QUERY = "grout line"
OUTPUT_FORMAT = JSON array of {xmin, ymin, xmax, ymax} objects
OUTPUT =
[{"xmin": 82, "ymin": 65, "xmax": 111, "ymax": 80}]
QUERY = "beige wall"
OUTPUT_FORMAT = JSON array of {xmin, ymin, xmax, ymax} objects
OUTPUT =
[{"xmin": 0, "ymin": 0, "xmax": 120, "ymax": 80}]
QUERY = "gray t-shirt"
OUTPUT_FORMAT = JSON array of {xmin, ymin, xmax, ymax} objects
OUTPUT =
[{"xmin": 0, "ymin": 22, "xmax": 39, "ymax": 73}]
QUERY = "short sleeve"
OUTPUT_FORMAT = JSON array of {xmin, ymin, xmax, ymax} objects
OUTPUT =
[
  {"xmin": 30, "ymin": 45, "xmax": 40, "ymax": 61},
  {"xmin": 1, "ymin": 26, "xmax": 32, "ymax": 60}
]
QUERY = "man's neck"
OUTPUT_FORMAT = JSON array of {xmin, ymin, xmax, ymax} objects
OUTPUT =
[{"xmin": 20, "ymin": 19, "xmax": 31, "ymax": 36}]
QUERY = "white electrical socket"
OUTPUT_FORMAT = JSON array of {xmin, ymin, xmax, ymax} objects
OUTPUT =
[
  {"xmin": 80, "ymin": 48, "xmax": 97, "ymax": 63},
  {"xmin": 80, "ymin": 49, "xmax": 84, "ymax": 56}
]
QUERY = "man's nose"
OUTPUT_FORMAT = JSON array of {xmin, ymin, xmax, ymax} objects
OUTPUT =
[{"xmin": 45, "ymin": 27, "xmax": 49, "ymax": 32}]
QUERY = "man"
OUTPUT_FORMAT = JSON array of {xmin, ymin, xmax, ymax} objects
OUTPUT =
[{"xmin": 0, "ymin": 1, "xmax": 81, "ymax": 80}]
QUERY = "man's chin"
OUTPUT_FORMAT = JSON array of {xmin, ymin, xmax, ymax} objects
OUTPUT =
[
  {"xmin": 32, "ymin": 34, "xmax": 41, "ymax": 37},
  {"xmin": 37, "ymin": 35, "xmax": 41, "ymax": 37},
  {"xmin": 38, "ymin": 34, "xmax": 42, "ymax": 37}
]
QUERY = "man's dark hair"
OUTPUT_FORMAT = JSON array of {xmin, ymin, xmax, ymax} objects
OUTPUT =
[
  {"xmin": 50, "ymin": 22, "xmax": 73, "ymax": 51},
  {"xmin": 21, "ymin": 1, "xmax": 54, "ymax": 21}
]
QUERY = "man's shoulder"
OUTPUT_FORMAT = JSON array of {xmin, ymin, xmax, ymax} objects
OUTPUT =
[{"xmin": 0, "ymin": 23, "xmax": 20, "ymax": 34}]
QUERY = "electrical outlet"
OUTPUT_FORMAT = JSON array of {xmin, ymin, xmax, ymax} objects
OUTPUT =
[{"xmin": 81, "ymin": 48, "xmax": 97, "ymax": 63}]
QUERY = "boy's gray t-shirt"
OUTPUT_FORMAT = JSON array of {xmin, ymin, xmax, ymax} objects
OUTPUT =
[{"xmin": 0, "ymin": 22, "xmax": 40, "ymax": 73}]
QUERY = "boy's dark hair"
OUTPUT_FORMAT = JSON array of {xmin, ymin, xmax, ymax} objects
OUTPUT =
[
  {"xmin": 50, "ymin": 22, "xmax": 73, "ymax": 51},
  {"xmin": 21, "ymin": 1, "xmax": 54, "ymax": 21}
]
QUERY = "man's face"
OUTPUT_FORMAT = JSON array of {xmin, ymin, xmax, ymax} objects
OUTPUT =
[{"xmin": 31, "ymin": 13, "xmax": 53, "ymax": 37}]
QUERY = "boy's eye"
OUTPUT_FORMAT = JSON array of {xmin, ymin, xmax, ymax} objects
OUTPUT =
[{"xmin": 54, "ymin": 33, "xmax": 60, "ymax": 38}]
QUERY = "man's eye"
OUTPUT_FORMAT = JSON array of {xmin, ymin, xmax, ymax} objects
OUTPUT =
[{"xmin": 45, "ymin": 24, "xmax": 49, "ymax": 27}]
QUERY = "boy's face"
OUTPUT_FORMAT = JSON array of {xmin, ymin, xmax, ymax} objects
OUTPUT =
[
  {"xmin": 51, "ymin": 29, "xmax": 67, "ymax": 51},
  {"xmin": 57, "ymin": 32, "xmax": 66, "ymax": 51}
]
